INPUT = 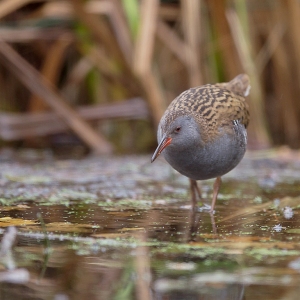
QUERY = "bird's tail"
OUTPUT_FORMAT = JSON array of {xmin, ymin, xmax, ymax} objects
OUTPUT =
[{"xmin": 216, "ymin": 74, "xmax": 250, "ymax": 97}]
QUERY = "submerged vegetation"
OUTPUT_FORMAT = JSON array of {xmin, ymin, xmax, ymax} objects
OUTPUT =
[{"xmin": 0, "ymin": 151, "xmax": 300, "ymax": 298}]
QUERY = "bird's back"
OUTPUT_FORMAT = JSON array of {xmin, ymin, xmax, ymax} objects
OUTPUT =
[{"xmin": 161, "ymin": 74, "xmax": 250, "ymax": 143}]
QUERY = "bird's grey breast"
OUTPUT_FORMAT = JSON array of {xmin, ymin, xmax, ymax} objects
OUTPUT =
[{"xmin": 162, "ymin": 119, "xmax": 247, "ymax": 180}]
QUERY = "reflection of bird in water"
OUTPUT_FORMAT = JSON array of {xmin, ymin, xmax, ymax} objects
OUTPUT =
[{"xmin": 152, "ymin": 74, "xmax": 250, "ymax": 213}]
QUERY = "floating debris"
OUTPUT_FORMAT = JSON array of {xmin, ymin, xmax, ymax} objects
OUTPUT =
[
  {"xmin": 273, "ymin": 224, "xmax": 284, "ymax": 232},
  {"xmin": 283, "ymin": 206, "xmax": 294, "ymax": 219}
]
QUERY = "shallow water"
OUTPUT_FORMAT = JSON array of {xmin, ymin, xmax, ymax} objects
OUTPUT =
[{"xmin": 0, "ymin": 150, "xmax": 300, "ymax": 299}]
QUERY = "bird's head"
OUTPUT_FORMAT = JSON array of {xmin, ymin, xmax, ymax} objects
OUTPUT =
[{"xmin": 151, "ymin": 115, "xmax": 201, "ymax": 162}]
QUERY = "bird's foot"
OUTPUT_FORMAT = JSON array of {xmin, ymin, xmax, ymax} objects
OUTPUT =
[{"xmin": 198, "ymin": 204, "xmax": 215, "ymax": 214}]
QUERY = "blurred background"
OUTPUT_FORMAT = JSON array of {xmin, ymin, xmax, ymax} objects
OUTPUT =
[{"xmin": 0, "ymin": 0, "xmax": 299, "ymax": 157}]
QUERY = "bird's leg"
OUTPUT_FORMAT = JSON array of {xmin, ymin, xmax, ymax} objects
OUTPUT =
[
  {"xmin": 189, "ymin": 179, "xmax": 202, "ymax": 211},
  {"xmin": 188, "ymin": 179, "xmax": 201, "ymax": 240},
  {"xmin": 190, "ymin": 179, "xmax": 197, "ymax": 211},
  {"xmin": 194, "ymin": 181, "xmax": 202, "ymax": 200},
  {"xmin": 210, "ymin": 176, "xmax": 222, "ymax": 213}
]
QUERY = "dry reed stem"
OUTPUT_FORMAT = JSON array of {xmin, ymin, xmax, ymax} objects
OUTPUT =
[
  {"xmin": 70, "ymin": 0, "xmax": 127, "ymax": 69},
  {"xmin": 159, "ymin": 3, "xmax": 180, "ymax": 21},
  {"xmin": 84, "ymin": 46, "xmax": 122, "ymax": 79},
  {"xmin": 272, "ymin": 50, "xmax": 298, "ymax": 147},
  {"xmin": 0, "ymin": 40, "xmax": 113, "ymax": 154},
  {"xmin": 0, "ymin": 28, "xmax": 72, "ymax": 42},
  {"xmin": 1, "ymin": 1, "xmax": 299, "ymax": 150},
  {"xmin": 138, "ymin": 70, "xmax": 166, "ymax": 126},
  {"xmin": 29, "ymin": 34, "xmax": 73, "ymax": 112},
  {"xmin": 133, "ymin": 0, "xmax": 165, "ymax": 126},
  {"xmin": 0, "ymin": 98, "xmax": 148, "ymax": 140},
  {"xmin": 82, "ymin": 46, "xmax": 139, "ymax": 95},
  {"xmin": 207, "ymin": 0, "xmax": 242, "ymax": 78},
  {"xmin": 181, "ymin": 0, "xmax": 203, "ymax": 87},
  {"xmin": 285, "ymin": 0, "xmax": 300, "ymax": 85},
  {"xmin": 0, "ymin": 0, "xmax": 32, "ymax": 20},
  {"xmin": 60, "ymin": 57, "xmax": 94, "ymax": 101},
  {"xmin": 226, "ymin": 8, "xmax": 270, "ymax": 148},
  {"xmin": 133, "ymin": 0, "xmax": 159, "ymax": 74},
  {"xmin": 156, "ymin": 19, "xmax": 190, "ymax": 66},
  {"xmin": 41, "ymin": 0, "xmax": 111, "ymax": 18},
  {"xmin": 108, "ymin": 0, "xmax": 133, "ymax": 65},
  {"xmin": 271, "ymin": 4, "xmax": 300, "ymax": 147},
  {"xmin": 255, "ymin": 23, "xmax": 285, "ymax": 75}
]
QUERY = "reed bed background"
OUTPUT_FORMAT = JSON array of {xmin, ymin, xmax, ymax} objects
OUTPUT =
[{"xmin": 0, "ymin": 0, "xmax": 299, "ymax": 154}]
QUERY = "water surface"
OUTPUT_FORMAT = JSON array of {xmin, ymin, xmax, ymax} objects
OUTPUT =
[{"xmin": 0, "ymin": 150, "xmax": 300, "ymax": 299}]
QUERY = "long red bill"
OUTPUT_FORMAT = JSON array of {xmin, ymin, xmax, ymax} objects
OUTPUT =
[{"xmin": 151, "ymin": 137, "xmax": 172, "ymax": 163}]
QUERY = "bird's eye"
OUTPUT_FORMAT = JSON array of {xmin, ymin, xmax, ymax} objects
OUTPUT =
[{"xmin": 174, "ymin": 126, "xmax": 181, "ymax": 133}]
